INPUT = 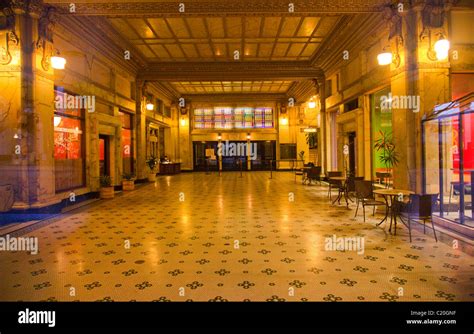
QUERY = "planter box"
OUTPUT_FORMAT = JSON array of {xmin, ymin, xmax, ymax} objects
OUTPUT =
[
  {"xmin": 122, "ymin": 180, "xmax": 135, "ymax": 191},
  {"xmin": 148, "ymin": 173, "xmax": 157, "ymax": 182},
  {"xmin": 0, "ymin": 184, "xmax": 14, "ymax": 212},
  {"xmin": 100, "ymin": 187, "xmax": 115, "ymax": 199}
]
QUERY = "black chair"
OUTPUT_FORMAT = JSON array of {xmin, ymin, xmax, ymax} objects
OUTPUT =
[
  {"xmin": 327, "ymin": 171, "xmax": 343, "ymax": 199},
  {"xmin": 354, "ymin": 180, "xmax": 386, "ymax": 222},
  {"xmin": 399, "ymin": 194, "xmax": 438, "ymax": 243},
  {"xmin": 376, "ymin": 172, "xmax": 391, "ymax": 188},
  {"xmin": 306, "ymin": 166, "xmax": 322, "ymax": 185},
  {"xmin": 346, "ymin": 176, "xmax": 365, "ymax": 194}
]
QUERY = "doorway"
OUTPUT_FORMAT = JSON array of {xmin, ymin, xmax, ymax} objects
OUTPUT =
[
  {"xmin": 348, "ymin": 132, "xmax": 356, "ymax": 176},
  {"xmin": 99, "ymin": 135, "xmax": 110, "ymax": 176}
]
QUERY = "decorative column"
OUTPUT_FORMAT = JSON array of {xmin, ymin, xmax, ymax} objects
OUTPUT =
[
  {"xmin": 313, "ymin": 77, "xmax": 327, "ymax": 174},
  {"xmin": 135, "ymin": 79, "xmax": 147, "ymax": 180},
  {"xmin": 385, "ymin": 0, "xmax": 453, "ymax": 191},
  {"xmin": 2, "ymin": 1, "xmax": 58, "ymax": 208}
]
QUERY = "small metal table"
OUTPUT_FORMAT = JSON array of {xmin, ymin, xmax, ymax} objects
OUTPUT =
[
  {"xmin": 373, "ymin": 189, "xmax": 414, "ymax": 235},
  {"xmin": 330, "ymin": 176, "xmax": 349, "ymax": 206}
]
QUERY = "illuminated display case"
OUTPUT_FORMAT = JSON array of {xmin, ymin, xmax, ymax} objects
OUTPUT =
[{"xmin": 193, "ymin": 107, "xmax": 273, "ymax": 129}]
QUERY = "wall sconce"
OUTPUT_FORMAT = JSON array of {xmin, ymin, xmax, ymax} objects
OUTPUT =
[
  {"xmin": 146, "ymin": 102, "xmax": 154, "ymax": 111},
  {"xmin": 377, "ymin": 52, "xmax": 393, "ymax": 66},
  {"xmin": 308, "ymin": 101, "xmax": 316, "ymax": 109},
  {"xmin": 246, "ymin": 133, "xmax": 251, "ymax": 140},
  {"xmin": 217, "ymin": 133, "xmax": 222, "ymax": 140},
  {"xmin": 434, "ymin": 38, "xmax": 450, "ymax": 60},
  {"xmin": 51, "ymin": 51, "xmax": 66, "ymax": 70},
  {"xmin": 180, "ymin": 117, "xmax": 186, "ymax": 126},
  {"xmin": 280, "ymin": 116, "xmax": 288, "ymax": 125}
]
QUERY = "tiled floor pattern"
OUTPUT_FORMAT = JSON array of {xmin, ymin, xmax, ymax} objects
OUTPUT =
[{"xmin": 1, "ymin": 172, "xmax": 473, "ymax": 302}]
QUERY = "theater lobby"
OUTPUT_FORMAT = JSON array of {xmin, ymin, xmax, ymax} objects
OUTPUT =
[{"xmin": 0, "ymin": 0, "xmax": 473, "ymax": 302}]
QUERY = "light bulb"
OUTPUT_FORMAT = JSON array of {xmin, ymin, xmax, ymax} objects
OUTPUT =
[
  {"xmin": 308, "ymin": 101, "xmax": 316, "ymax": 109},
  {"xmin": 434, "ymin": 39, "xmax": 450, "ymax": 60},
  {"xmin": 377, "ymin": 52, "xmax": 392, "ymax": 66},
  {"xmin": 146, "ymin": 103, "xmax": 154, "ymax": 111},
  {"xmin": 51, "ymin": 56, "xmax": 66, "ymax": 70}
]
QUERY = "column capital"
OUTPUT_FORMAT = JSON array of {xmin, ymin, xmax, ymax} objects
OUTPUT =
[{"xmin": 5, "ymin": 0, "xmax": 45, "ymax": 18}]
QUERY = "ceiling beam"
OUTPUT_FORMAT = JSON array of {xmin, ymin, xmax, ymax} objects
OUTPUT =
[
  {"xmin": 137, "ymin": 61, "xmax": 324, "ymax": 81},
  {"xmin": 45, "ymin": 0, "xmax": 388, "ymax": 16},
  {"xmin": 183, "ymin": 93, "xmax": 287, "ymax": 103}
]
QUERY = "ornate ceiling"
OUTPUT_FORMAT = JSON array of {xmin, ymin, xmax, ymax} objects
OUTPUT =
[
  {"xmin": 43, "ymin": 0, "xmax": 388, "ymax": 99},
  {"xmin": 106, "ymin": 16, "xmax": 339, "ymax": 62},
  {"xmin": 169, "ymin": 81, "xmax": 293, "ymax": 94}
]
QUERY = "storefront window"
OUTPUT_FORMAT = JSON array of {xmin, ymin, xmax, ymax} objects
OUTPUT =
[
  {"xmin": 120, "ymin": 111, "xmax": 133, "ymax": 175},
  {"xmin": 423, "ymin": 93, "xmax": 474, "ymax": 227},
  {"xmin": 370, "ymin": 87, "xmax": 393, "ymax": 179},
  {"xmin": 54, "ymin": 90, "xmax": 85, "ymax": 192}
]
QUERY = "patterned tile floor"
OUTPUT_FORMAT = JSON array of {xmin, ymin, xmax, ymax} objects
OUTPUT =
[{"xmin": 1, "ymin": 172, "xmax": 473, "ymax": 302}]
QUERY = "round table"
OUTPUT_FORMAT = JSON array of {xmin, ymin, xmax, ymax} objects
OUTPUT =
[{"xmin": 373, "ymin": 189, "xmax": 414, "ymax": 235}]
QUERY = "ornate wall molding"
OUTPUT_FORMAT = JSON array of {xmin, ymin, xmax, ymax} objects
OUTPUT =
[
  {"xmin": 36, "ymin": 6, "xmax": 58, "ymax": 70},
  {"xmin": 45, "ymin": 0, "xmax": 389, "ymax": 16},
  {"xmin": 0, "ymin": 6, "xmax": 19, "ymax": 65}
]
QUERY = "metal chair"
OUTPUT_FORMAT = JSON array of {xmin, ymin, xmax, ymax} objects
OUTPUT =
[
  {"xmin": 375, "ymin": 172, "xmax": 391, "ymax": 188},
  {"xmin": 306, "ymin": 166, "xmax": 322, "ymax": 185},
  {"xmin": 400, "ymin": 194, "xmax": 438, "ymax": 243},
  {"xmin": 354, "ymin": 180, "xmax": 386, "ymax": 222},
  {"xmin": 327, "ymin": 171, "xmax": 343, "ymax": 200}
]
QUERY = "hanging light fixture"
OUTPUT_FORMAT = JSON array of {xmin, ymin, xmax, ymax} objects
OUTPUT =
[
  {"xmin": 308, "ymin": 96, "xmax": 316, "ymax": 109},
  {"xmin": 280, "ymin": 116, "xmax": 288, "ymax": 125},
  {"xmin": 51, "ymin": 50, "xmax": 66, "ymax": 70},
  {"xmin": 377, "ymin": 52, "xmax": 393, "ymax": 66},
  {"xmin": 180, "ymin": 117, "xmax": 186, "ymax": 126},
  {"xmin": 246, "ymin": 133, "xmax": 251, "ymax": 140},
  {"xmin": 434, "ymin": 38, "xmax": 450, "ymax": 60}
]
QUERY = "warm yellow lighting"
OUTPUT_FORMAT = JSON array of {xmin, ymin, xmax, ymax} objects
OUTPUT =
[
  {"xmin": 308, "ymin": 101, "xmax": 316, "ymax": 109},
  {"xmin": 280, "ymin": 117, "xmax": 288, "ymax": 125},
  {"xmin": 217, "ymin": 134, "xmax": 222, "ymax": 140},
  {"xmin": 180, "ymin": 118, "xmax": 186, "ymax": 126},
  {"xmin": 53, "ymin": 116, "xmax": 61, "ymax": 127},
  {"xmin": 434, "ymin": 39, "xmax": 450, "ymax": 60},
  {"xmin": 146, "ymin": 103, "xmax": 154, "ymax": 111},
  {"xmin": 303, "ymin": 128, "xmax": 317, "ymax": 133},
  {"xmin": 51, "ymin": 56, "xmax": 66, "ymax": 70},
  {"xmin": 377, "ymin": 52, "xmax": 392, "ymax": 66},
  {"xmin": 246, "ymin": 134, "xmax": 251, "ymax": 140}
]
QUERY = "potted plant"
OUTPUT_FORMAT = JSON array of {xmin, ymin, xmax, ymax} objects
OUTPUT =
[
  {"xmin": 298, "ymin": 150, "xmax": 305, "ymax": 163},
  {"xmin": 99, "ymin": 175, "xmax": 114, "ymax": 199},
  {"xmin": 146, "ymin": 156, "xmax": 158, "ymax": 182},
  {"xmin": 374, "ymin": 130, "xmax": 400, "ymax": 173},
  {"xmin": 305, "ymin": 132, "xmax": 317, "ymax": 149},
  {"xmin": 122, "ymin": 173, "xmax": 136, "ymax": 191}
]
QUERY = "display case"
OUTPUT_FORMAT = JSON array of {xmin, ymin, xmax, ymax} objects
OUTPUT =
[{"xmin": 422, "ymin": 93, "xmax": 474, "ymax": 226}]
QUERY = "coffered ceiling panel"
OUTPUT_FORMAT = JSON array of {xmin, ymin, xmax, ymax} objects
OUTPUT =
[
  {"xmin": 169, "ymin": 81, "xmax": 293, "ymax": 94},
  {"xmin": 106, "ymin": 15, "xmax": 341, "ymax": 61}
]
